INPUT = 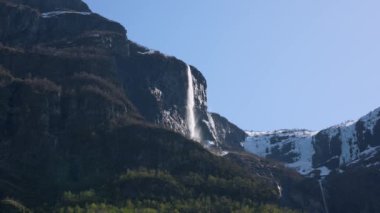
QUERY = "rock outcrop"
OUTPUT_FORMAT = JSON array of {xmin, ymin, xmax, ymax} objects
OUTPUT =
[{"xmin": 208, "ymin": 113, "xmax": 247, "ymax": 151}]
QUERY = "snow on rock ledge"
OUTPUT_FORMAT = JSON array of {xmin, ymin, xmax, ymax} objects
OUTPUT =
[{"xmin": 41, "ymin": 10, "xmax": 92, "ymax": 18}]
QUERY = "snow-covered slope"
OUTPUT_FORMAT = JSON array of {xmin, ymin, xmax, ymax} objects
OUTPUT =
[
  {"xmin": 245, "ymin": 129, "xmax": 319, "ymax": 175},
  {"xmin": 244, "ymin": 107, "xmax": 380, "ymax": 177}
]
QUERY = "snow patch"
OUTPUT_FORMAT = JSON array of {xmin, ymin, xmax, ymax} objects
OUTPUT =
[
  {"xmin": 136, "ymin": 48, "xmax": 172, "ymax": 58},
  {"xmin": 316, "ymin": 166, "xmax": 331, "ymax": 177},
  {"xmin": 246, "ymin": 129, "xmax": 317, "ymax": 137},
  {"xmin": 219, "ymin": 151, "xmax": 229, "ymax": 156},
  {"xmin": 286, "ymin": 137, "xmax": 315, "ymax": 175},
  {"xmin": 137, "ymin": 50, "xmax": 156, "ymax": 55},
  {"xmin": 244, "ymin": 129, "xmax": 317, "ymax": 175},
  {"xmin": 41, "ymin": 11, "xmax": 91, "ymax": 18},
  {"xmin": 150, "ymin": 87, "xmax": 162, "ymax": 101}
]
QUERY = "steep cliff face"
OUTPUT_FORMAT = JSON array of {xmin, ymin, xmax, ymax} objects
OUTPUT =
[
  {"xmin": 208, "ymin": 113, "xmax": 247, "ymax": 151},
  {"xmin": 244, "ymin": 107, "xmax": 380, "ymax": 176},
  {"xmin": 0, "ymin": 1, "xmax": 127, "ymax": 53},
  {"xmin": 121, "ymin": 42, "xmax": 245, "ymax": 150},
  {"xmin": 0, "ymin": 0, "xmax": 248, "ymax": 151},
  {"xmin": 0, "ymin": 0, "xmax": 143, "ymax": 195},
  {"xmin": 0, "ymin": 0, "xmax": 138, "ymax": 125},
  {"xmin": 121, "ymin": 42, "xmax": 203, "ymax": 137},
  {"xmin": 312, "ymin": 108, "xmax": 380, "ymax": 171}
]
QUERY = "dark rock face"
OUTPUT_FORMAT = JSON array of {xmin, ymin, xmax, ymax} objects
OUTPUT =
[
  {"xmin": 357, "ymin": 116, "xmax": 380, "ymax": 149},
  {"xmin": 312, "ymin": 131, "xmax": 342, "ymax": 169},
  {"xmin": 0, "ymin": 4, "xmax": 143, "ymax": 199},
  {"xmin": 325, "ymin": 167, "xmax": 380, "ymax": 213},
  {"xmin": 0, "ymin": 0, "xmax": 92, "ymax": 45},
  {"xmin": 208, "ymin": 113, "xmax": 247, "ymax": 151},
  {"xmin": 0, "ymin": 1, "xmax": 127, "ymax": 52},
  {"xmin": 121, "ymin": 42, "xmax": 194, "ymax": 136},
  {"xmin": 0, "ymin": 2, "xmax": 40, "ymax": 44}
]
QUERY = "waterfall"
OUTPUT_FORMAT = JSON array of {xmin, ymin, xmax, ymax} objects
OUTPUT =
[
  {"xmin": 186, "ymin": 65, "xmax": 199, "ymax": 141},
  {"xmin": 318, "ymin": 179, "xmax": 329, "ymax": 213},
  {"xmin": 276, "ymin": 182, "xmax": 282, "ymax": 198}
]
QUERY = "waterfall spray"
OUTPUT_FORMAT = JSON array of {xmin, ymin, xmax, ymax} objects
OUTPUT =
[{"xmin": 186, "ymin": 65, "xmax": 199, "ymax": 141}]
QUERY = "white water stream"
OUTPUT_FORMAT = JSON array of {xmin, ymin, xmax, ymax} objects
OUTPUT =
[{"xmin": 186, "ymin": 65, "xmax": 200, "ymax": 141}]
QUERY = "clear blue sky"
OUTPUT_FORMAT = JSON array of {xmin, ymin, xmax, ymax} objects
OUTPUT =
[{"xmin": 84, "ymin": 0, "xmax": 380, "ymax": 131}]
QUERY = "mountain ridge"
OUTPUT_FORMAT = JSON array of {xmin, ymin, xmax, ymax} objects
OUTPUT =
[{"xmin": 244, "ymin": 106, "xmax": 380, "ymax": 176}]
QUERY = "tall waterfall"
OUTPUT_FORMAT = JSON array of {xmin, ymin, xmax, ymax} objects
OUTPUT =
[
  {"xmin": 186, "ymin": 65, "xmax": 199, "ymax": 141},
  {"xmin": 318, "ymin": 179, "xmax": 329, "ymax": 213}
]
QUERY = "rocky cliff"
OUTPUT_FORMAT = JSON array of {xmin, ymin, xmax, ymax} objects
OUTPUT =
[
  {"xmin": 208, "ymin": 113, "xmax": 247, "ymax": 150},
  {"xmin": 121, "ymin": 40, "xmax": 246, "ymax": 150},
  {"xmin": 0, "ymin": 0, "xmax": 246, "ymax": 152}
]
